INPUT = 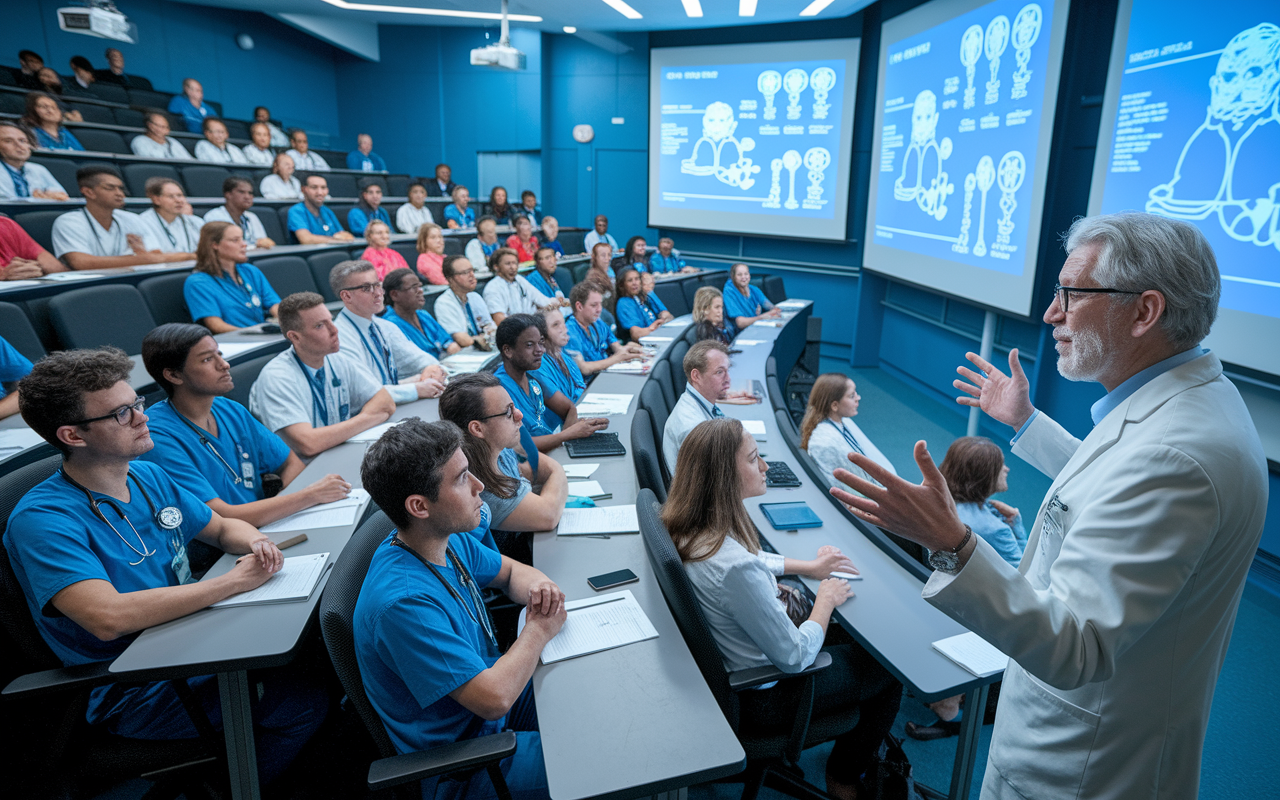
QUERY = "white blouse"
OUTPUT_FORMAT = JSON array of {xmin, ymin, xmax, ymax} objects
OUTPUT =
[
  {"xmin": 395, "ymin": 202, "xmax": 435, "ymax": 234},
  {"xmin": 194, "ymin": 140, "xmax": 248, "ymax": 164},
  {"xmin": 130, "ymin": 135, "xmax": 192, "ymax": 160},
  {"xmin": 260, "ymin": 174, "xmax": 302, "ymax": 200},
  {"xmin": 805, "ymin": 417, "xmax": 897, "ymax": 493}
]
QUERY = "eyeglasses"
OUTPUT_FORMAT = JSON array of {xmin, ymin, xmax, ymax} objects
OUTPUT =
[
  {"xmin": 341, "ymin": 282, "xmax": 383, "ymax": 295},
  {"xmin": 451, "ymin": 268, "xmax": 476, "ymax": 277},
  {"xmin": 476, "ymin": 403, "xmax": 515, "ymax": 423},
  {"xmin": 74, "ymin": 397, "xmax": 146, "ymax": 427},
  {"xmin": 1053, "ymin": 283, "xmax": 1143, "ymax": 314}
]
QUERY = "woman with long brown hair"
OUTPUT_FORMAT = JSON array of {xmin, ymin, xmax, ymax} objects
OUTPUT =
[
  {"xmin": 22, "ymin": 92, "xmax": 83, "ymax": 151},
  {"xmin": 183, "ymin": 221, "xmax": 281, "ymax": 332},
  {"xmin": 800, "ymin": 373, "xmax": 897, "ymax": 491},
  {"xmin": 663, "ymin": 418, "xmax": 902, "ymax": 798}
]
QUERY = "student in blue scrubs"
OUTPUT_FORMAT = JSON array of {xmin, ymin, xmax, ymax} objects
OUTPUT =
[
  {"xmin": 614, "ymin": 266, "xmax": 673, "ymax": 341},
  {"xmin": 382, "ymin": 268, "xmax": 462, "ymax": 359},
  {"xmin": 493, "ymin": 314, "xmax": 608, "ymax": 453},
  {"xmin": 354, "ymin": 418, "xmax": 566, "ymax": 800},
  {"xmin": 722, "ymin": 262, "xmax": 780, "ymax": 329},
  {"xmin": 564, "ymin": 283, "xmax": 645, "ymax": 376},
  {"xmin": 139, "ymin": 323, "xmax": 356, "ymax": 528},
  {"xmin": 287, "ymin": 174, "xmax": 356, "ymax": 245},
  {"xmin": 532, "ymin": 309, "xmax": 587, "ymax": 409},
  {"xmin": 0, "ymin": 334, "xmax": 34, "ymax": 419},
  {"xmin": 166, "ymin": 78, "xmax": 215, "ymax": 133},
  {"xmin": 346, "ymin": 178, "xmax": 392, "ymax": 236},
  {"xmin": 3, "ymin": 347, "xmax": 323, "ymax": 782},
  {"xmin": 525, "ymin": 247, "xmax": 570, "ymax": 308},
  {"xmin": 443, "ymin": 185, "xmax": 476, "ymax": 229},
  {"xmin": 183, "ymin": 222, "xmax": 281, "ymax": 333},
  {"xmin": 346, "ymin": 134, "xmax": 387, "ymax": 172},
  {"xmin": 649, "ymin": 237, "xmax": 690, "ymax": 273}
]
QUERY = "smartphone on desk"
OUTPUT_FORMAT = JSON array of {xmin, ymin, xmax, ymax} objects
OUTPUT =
[{"xmin": 588, "ymin": 568, "xmax": 638, "ymax": 591}]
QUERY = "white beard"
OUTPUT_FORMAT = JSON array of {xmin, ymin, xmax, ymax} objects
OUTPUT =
[{"xmin": 1055, "ymin": 324, "xmax": 1109, "ymax": 381}]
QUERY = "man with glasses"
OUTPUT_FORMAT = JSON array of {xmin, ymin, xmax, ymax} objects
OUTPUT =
[
  {"xmin": 287, "ymin": 174, "xmax": 353, "ymax": 245},
  {"xmin": 435, "ymin": 254, "xmax": 497, "ymax": 350},
  {"xmin": 250, "ymin": 292, "xmax": 395, "ymax": 457},
  {"xmin": 832, "ymin": 212, "xmax": 1268, "ymax": 800},
  {"xmin": 4, "ymin": 347, "xmax": 324, "ymax": 782},
  {"xmin": 330, "ymin": 260, "xmax": 448, "ymax": 403},
  {"xmin": 52, "ymin": 166, "xmax": 190, "ymax": 271}
]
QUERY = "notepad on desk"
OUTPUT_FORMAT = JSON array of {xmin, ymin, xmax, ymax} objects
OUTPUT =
[
  {"xmin": 576, "ymin": 393, "xmax": 633, "ymax": 416},
  {"xmin": 260, "ymin": 489, "xmax": 370, "ymax": 533},
  {"xmin": 349, "ymin": 421, "xmax": 400, "ymax": 443},
  {"xmin": 566, "ymin": 480, "xmax": 610, "ymax": 501},
  {"xmin": 209, "ymin": 553, "xmax": 331, "ymax": 608},
  {"xmin": 214, "ymin": 342, "xmax": 265, "ymax": 359},
  {"xmin": 751, "ymin": 319, "xmax": 784, "ymax": 328},
  {"xmin": 41, "ymin": 271, "xmax": 101, "ymax": 281},
  {"xmin": 639, "ymin": 335, "xmax": 674, "ymax": 344},
  {"xmin": 519, "ymin": 590, "xmax": 659, "ymax": 664},
  {"xmin": 557, "ymin": 504, "xmax": 639, "ymax": 535},
  {"xmin": 777, "ymin": 299, "xmax": 809, "ymax": 309},
  {"xmin": 741, "ymin": 419, "xmax": 767, "ymax": 439},
  {"xmin": 932, "ymin": 632, "xmax": 1008, "ymax": 678},
  {"xmin": 733, "ymin": 338, "xmax": 766, "ymax": 346},
  {"xmin": 563, "ymin": 463, "xmax": 599, "ymax": 479}
]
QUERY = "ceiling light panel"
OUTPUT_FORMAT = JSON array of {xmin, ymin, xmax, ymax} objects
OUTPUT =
[
  {"xmin": 740, "ymin": 0, "xmax": 758, "ymax": 15},
  {"xmin": 681, "ymin": 0, "xmax": 704, "ymax": 18},
  {"xmin": 600, "ymin": 0, "xmax": 643, "ymax": 20},
  {"xmin": 799, "ymin": 0, "xmax": 837, "ymax": 15},
  {"xmin": 318, "ymin": 0, "xmax": 541, "ymax": 21}
]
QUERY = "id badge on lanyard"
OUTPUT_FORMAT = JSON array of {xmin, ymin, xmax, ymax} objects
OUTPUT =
[
  {"xmin": 240, "ymin": 449, "xmax": 256, "ymax": 490},
  {"xmin": 169, "ymin": 528, "xmax": 193, "ymax": 585}
]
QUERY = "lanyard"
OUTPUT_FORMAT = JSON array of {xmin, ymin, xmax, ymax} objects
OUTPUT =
[
  {"xmin": 345, "ymin": 312, "xmax": 396, "ymax": 384},
  {"xmin": 305, "ymin": 204, "xmax": 333, "ymax": 234},
  {"xmin": 826, "ymin": 419, "xmax": 864, "ymax": 455},
  {"xmin": 460, "ymin": 294, "xmax": 479, "ymax": 336},
  {"xmin": 548, "ymin": 352, "xmax": 585, "ymax": 396},
  {"xmin": 222, "ymin": 265, "xmax": 261, "ymax": 309},
  {"xmin": 166, "ymin": 138, "xmax": 180, "ymax": 158},
  {"xmin": 294, "ymin": 351, "xmax": 341, "ymax": 427},
  {"xmin": 581, "ymin": 318, "xmax": 602, "ymax": 353},
  {"xmin": 171, "ymin": 402, "xmax": 248, "ymax": 485},
  {"xmin": 158, "ymin": 214, "xmax": 195, "ymax": 251},
  {"xmin": 689, "ymin": 389, "xmax": 720, "ymax": 420},
  {"xmin": 389, "ymin": 536, "xmax": 498, "ymax": 651},
  {"xmin": 634, "ymin": 296, "xmax": 657, "ymax": 324},
  {"xmin": 515, "ymin": 376, "xmax": 551, "ymax": 435},
  {"xmin": 83, "ymin": 208, "xmax": 123, "ymax": 256},
  {"xmin": 231, "ymin": 210, "xmax": 253, "ymax": 241},
  {"xmin": 4, "ymin": 162, "xmax": 29, "ymax": 197}
]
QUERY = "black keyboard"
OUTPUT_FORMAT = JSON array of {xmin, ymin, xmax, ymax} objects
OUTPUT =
[
  {"xmin": 564, "ymin": 432, "xmax": 627, "ymax": 458},
  {"xmin": 765, "ymin": 461, "xmax": 802, "ymax": 488}
]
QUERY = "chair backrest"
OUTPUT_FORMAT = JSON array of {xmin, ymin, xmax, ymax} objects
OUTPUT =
[
  {"xmin": 112, "ymin": 107, "xmax": 145, "ymax": 127},
  {"xmin": 71, "ymin": 128, "xmax": 128, "ymax": 155},
  {"xmin": 651, "ymin": 359, "xmax": 676, "ymax": 411},
  {"xmin": 765, "ymin": 356, "xmax": 777, "ymax": 380},
  {"xmin": 0, "ymin": 302, "xmax": 46, "ymax": 363},
  {"xmin": 763, "ymin": 275, "xmax": 786, "ymax": 304},
  {"xmin": 391, "ymin": 241, "xmax": 418, "ymax": 265},
  {"xmin": 653, "ymin": 281, "xmax": 689, "ymax": 318},
  {"xmin": 306, "ymin": 251, "xmax": 350, "ymax": 302},
  {"xmin": 87, "ymin": 82, "xmax": 129, "ymax": 104},
  {"xmin": 631, "ymin": 410, "xmax": 667, "ymax": 503},
  {"xmin": 636, "ymin": 489, "xmax": 738, "ymax": 726},
  {"xmin": 700, "ymin": 272, "xmax": 727, "ymax": 290},
  {"xmin": 324, "ymin": 173, "xmax": 357, "ymax": 199},
  {"xmin": 669, "ymin": 340, "xmax": 690, "ymax": 396},
  {"xmin": 47, "ymin": 284, "xmax": 157, "ymax": 353},
  {"xmin": 319, "ymin": 510, "xmax": 401, "ymax": 759},
  {"xmin": 571, "ymin": 262, "xmax": 590, "ymax": 284},
  {"xmin": 638, "ymin": 380, "xmax": 667, "ymax": 417},
  {"xmin": 254, "ymin": 256, "xmax": 320, "ymax": 299},
  {"xmin": 252, "ymin": 205, "xmax": 285, "ymax": 244},
  {"xmin": 767, "ymin": 372, "xmax": 786, "ymax": 415},
  {"xmin": 11, "ymin": 209, "xmax": 67, "ymax": 253},
  {"xmin": 329, "ymin": 204, "xmax": 355, "ymax": 232},
  {"xmin": 122, "ymin": 162, "xmax": 180, "ymax": 197},
  {"xmin": 681, "ymin": 279, "xmax": 702, "ymax": 314},
  {"xmin": 126, "ymin": 88, "xmax": 172, "ymax": 110},
  {"xmin": 67, "ymin": 102, "xmax": 114, "ymax": 124},
  {"xmin": 387, "ymin": 175, "xmax": 409, "ymax": 196},
  {"xmin": 554, "ymin": 266, "xmax": 573, "ymax": 293},
  {"xmin": 227, "ymin": 351, "xmax": 278, "ymax": 409},
  {"xmin": 29, "ymin": 156, "xmax": 80, "ymax": 196},
  {"xmin": 274, "ymin": 206, "xmax": 296, "ymax": 244},
  {"xmin": 558, "ymin": 230, "xmax": 586, "ymax": 255},
  {"xmin": 137, "ymin": 273, "xmax": 192, "ymax": 326},
  {"xmin": 221, "ymin": 119, "xmax": 250, "ymax": 140},
  {"xmin": 641, "ymin": 385, "xmax": 672, "ymax": 484},
  {"xmin": 443, "ymin": 236, "xmax": 464, "ymax": 257},
  {"xmin": 0, "ymin": 454, "xmax": 66, "ymax": 675},
  {"xmin": 181, "ymin": 165, "xmax": 231, "ymax": 198}
]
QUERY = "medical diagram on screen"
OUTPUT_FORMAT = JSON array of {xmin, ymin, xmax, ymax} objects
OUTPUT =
[{"xmin": 1143, "ymin": 23, "xmax": 1280, "ymax": 251}]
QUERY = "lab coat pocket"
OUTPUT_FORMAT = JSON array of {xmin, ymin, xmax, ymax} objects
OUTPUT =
[{"xmin": 990, "ymin": 665, "xmax": 1100, "ymax": 799}]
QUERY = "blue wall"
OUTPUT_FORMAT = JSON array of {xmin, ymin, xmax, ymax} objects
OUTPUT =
[{"xmin": 1, "ymin": 0, "xmax": 342, "ymax": 136}]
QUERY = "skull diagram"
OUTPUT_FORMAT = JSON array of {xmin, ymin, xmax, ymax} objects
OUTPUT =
[{"xmin": 1209, "ymin": 23, "xmax": 1280, "ymax": 131}]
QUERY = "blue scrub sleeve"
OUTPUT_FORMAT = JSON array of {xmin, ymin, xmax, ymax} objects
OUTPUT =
[
  {"xmin": 245, "ymin": 264, "xmax": 282, "ymax": 309},
  {"xmin": 0, "ymin": 336, "xmax": 34, "ymax": 383},
  {"xmin": 616, "ymin": 298, "xmax": 644, "ymax": 332},
  {"xmin": 183, "ymin": 273, "xmax": 224, "ymax": 323},
  {"xmin": 286, "ymin": 205, "xmax": 309, "ymax": 233}
]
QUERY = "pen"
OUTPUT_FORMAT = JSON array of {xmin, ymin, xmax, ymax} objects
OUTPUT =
[{"xmin": 570, "ymin": 594, "xmax": 627, "ymax": 610}]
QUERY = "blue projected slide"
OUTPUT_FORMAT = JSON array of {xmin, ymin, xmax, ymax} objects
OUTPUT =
[
  {"xmin": 1090, "ymin": 0, "xmax": 1279, "ymax": 321},
  {"xmin": 657, "ymin": 60, "xmax": 846, "ymax": 219},
  {"xmin": 871, "ymin": 0, "xmax": 1058, "ymax": 276}
]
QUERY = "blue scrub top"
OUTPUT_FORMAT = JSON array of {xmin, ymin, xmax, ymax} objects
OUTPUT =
[
  {"xmin": 140, "ymin": 397, "xmax": 292, "ymax": 506},
  {"xmin": 565, "ymin": 315, "xmax": 617, "ymax": 362},
  {"xmin": 443, "ymin": 205, "xmax": 475, "ymax": 228},
  {"xmin": 3, "ymin": 460, "xmax": 214, "ymax": 668},
  {"xmin": 494, "ymin": 364, "xmax": 557, "ymax": 436},
  {"xmin": 525, "ymin": 270, "xmax": 561, "ymax": 299},
  {"xmin": 347, "ymin": 206, "xmax": 391, "ymax": 237},
  {"xmin": 615, "ymin": 293, "xmax": 667, "ymax": 334},
  {"xmin": 384, "ymin": 308, "xmax": 454, "ymax": 358},
  {"xmin": 0, "ymin": 335, "xmax": 34, "ymax": 398},
  {"xmin": 288, "ymin": 203, "xmax": 344, "ymax": 237},
  {"xmin": 650, "ymin": 253, "xmax": 686, "ymax": 273},
  {"xmin": 353, "ymin": 529, "xmax": 505, "ymax": 756},
  {"xmin": 543, "ymin": 240, "xmax": 564, "ymax": 257},
  {"xmin": 183, "ymin": 263, "xmax": 281, "ymax": 328},
  {"xmin": 166, "ymin": 96, "xmax": 212, "ymax": 132},
  {"xmin": 722, "ymin": 280, "xmax": 773, "ymax": 321},
  {"xmin": 34, "ymin": 126, "xmax": 84, "ymax": 151},
  {"xmin": 533, "ymin": 352, "xmax": 586, "ymax": 410},
  {"xmin": 346, "ymin": 151, "xmax": 388, "ymax": 171}
]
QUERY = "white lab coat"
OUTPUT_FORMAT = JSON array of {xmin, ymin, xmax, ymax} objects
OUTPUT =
[{"xmin": 924, "ymin": 352, "xmax": 1267, "ymax": 800}]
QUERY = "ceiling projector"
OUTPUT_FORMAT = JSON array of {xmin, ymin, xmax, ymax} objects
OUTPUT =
[
  {"xmin": 470, "ymin": 0, "xmax": 525, "ymax": 71},
  {"xmin": 58, "ymin": 1, "xmax": 135, "ymax": 44}
]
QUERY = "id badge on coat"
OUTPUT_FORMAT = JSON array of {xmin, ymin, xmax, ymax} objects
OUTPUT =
[
  {"xmin": 1035, "ymin": 494, "xmax": 1069, "ymax": 587},
  {"xmin": 171, "ymin": 541, "xmax": 193, "ymax": 585},
  {"xmin": 240, "ymin": 457, "xmax": 256, "ymax": 490}
]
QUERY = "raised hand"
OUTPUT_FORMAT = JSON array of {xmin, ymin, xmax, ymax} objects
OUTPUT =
[{"xmin": 954, "ymin": 348, "xmax": 1035, "ymax": 430}]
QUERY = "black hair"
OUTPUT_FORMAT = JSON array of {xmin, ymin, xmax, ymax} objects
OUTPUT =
[
  {"xmin": 476, "ymin": 214, "xmax": 497, "ymax": 229},
  {"xmin": 75, "ymin": 164, "xmax": 122, "ymax": 189},
  {"xmin": 18, "ymin": 347, "xmax": 134, "ymax": 456},
  {"xmin": 222, "ymin": 175, "xmax": 253, "ymax": 194},
  {"xmin": 496, "ymin": 313, "xmax": 544, "ymax": 355},
  {"xmin": 438, "ymin": 373, "xmax": 518, "ymax": 498},
  {"xmin": 18, "ymin": 50, "xmax": 42, "ymax": 63},
  {"xmin": 382, "ymin": 267, "xmax": 417, "ymax": 298},
  {"xmin": 141, "ymin": 323, "xmax": 215, "ymax": 398},
  {"xmin": 361, "ymin": 418, "xmax": 464, "ymax": 528},
  {"xmin": 407, "ymin": 182, "xmax": 426, "ymax": 194},
  {"xmin": 301, "ymin": 173, "xmax": 327, "ymax": 189},
  {"xmin": 69, "ymin": 55, "xmax": 93, "ymax": 72},
  {"xmin": 356, "ymin": 178, "xmax": 382, "ymax": 213}
]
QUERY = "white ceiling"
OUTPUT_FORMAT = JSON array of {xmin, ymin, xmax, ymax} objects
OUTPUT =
[{"xmin": 169, "ymin": 0, "xmax": 874, "ymax": 33}]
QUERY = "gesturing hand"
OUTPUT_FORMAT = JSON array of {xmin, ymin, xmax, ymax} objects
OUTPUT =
[
  {"xmin": 954, "ymin": 349, "xmax": 1035, "ymax": 430},
  {"xmin": 830, "ymin": 442, "xmax": 969, "ymax": 553}
]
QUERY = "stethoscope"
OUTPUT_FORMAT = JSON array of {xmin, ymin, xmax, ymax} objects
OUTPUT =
[
  {"xmin": 294, "ymin": 351, "xmax": 343, "ymax": 427},
  {"xmin": 221, "ymin": 264, "xmax": 262, "ymax": 309},
  {"xmin": 826, "ymin": 419, "xmax": 864, "ymax": 455},
  {"xmin": 171, "ymin": 403, "xmax": 248, "ymax": 486},
  {"xmin": 390, "ymin": 536, "xmax": 498, "ymax": 651},
  {"xmin": 690, "ymin": 388, "xmax": 720, "ymax": 420},
  {"xmin": 60, "ymin": 468, "xmax": 184, "ymax": 566},
  {"xmin": 83, "ymin": 208, "xmax": 123, "ymax": 256},
  {"xmin": 158, "ymin": 213, "xmax": 198, "ymax": 251},
  {"xmin": 211, "ymin": 145, "xmax": 236, "ymax": 163},
  {"xmin": 344, "ymin": 312, "xmax": 397, "ymax": 384}
]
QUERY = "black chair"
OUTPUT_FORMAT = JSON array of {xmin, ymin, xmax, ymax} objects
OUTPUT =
[
  {"xmin": 137, "ymin": 273, "xmax": 193, "ymax": 326},
  {"xmin": 682, "ymin": 279, "xmax": 703, "ymax": 313},
  {"xmin": 387, "ymin": 175, "xmax": 410, "ymax": 196},
  {"xmin": 86, "ymin": 82, "xmax": 129, "ymax": 104},
  {"xmin": 71, "ymin": 128, "xmax": 129, "ymax": 155},
  {"xmin": 654, "ymin": 280, "xmax": 690, "ymax": 318},
  {"xmin": 127, "ymin": 88, "xmax": 172, "ymax": 110},
  {"xmin": 221, "ymin": 119, "xmax": 250, "ymax": 140},
  {"xmin": 9, "ymin": 209, "xmax": 66, "ymax": 253},
  {"xmin": 181, "ymin": 165, "xmax": 231, "ymax": 198},
  {"xmin": 391, "ymin": 241, "xmax": 418, "ymax": 265},
  {"xmin": 443, "ymin": 237, "xmax": 463, "ymax": 257},
  {"xmin": 0, "ymin": 302, "xmax": 46, "ymax": 363},
  {"xmin": 275, "ymin": 206, "xmax": 297, "ymax": 244},
  {"xmin": 652, "ymin": 359, "xmax": 676, "ymax": 412},
  {"xmin": 205, "ymin": 100, "xmax": 223, "ymax": 118},
  {"xmin": 307, "ymin": 251, "xmax": 350, "ymax": 301},
  {"xmin": 255, "ymin": 256, "xmax": 321, "ymax": 299},
  {"xmin": 669, "ymin": 340, "xmax": 690, "ymax": 397},
  {"xmin": 253, "ymin": 207, "xmax": 285, "ymax": 244},
  {"xmin": 766, "ymin": 356, "xmax": 778, "ymax": 381},
  {"xmin": 637, "ymin": 489, "xmax": 849, "ymax": 800},
  {"xmin": 324, "ymin": 173, "xmax": 357, "ymax": 199},
  {"xmin": 640, "ymin": 382, "xmax": 672, "ymax": 484},
  {"xmin": 66, "ymin": 102, "xmax": 115, "ymax": 125},
  {"xmin": 0, "ymin": 92, "xmax": 24, "ymax": 116},
  {"xmin": 28, "ymin": 155, "xmax": 80, "ymax": 193},
  {"xmin": 553, "ymin": 266, "xmax": 573, "ymax": 293},
  {"xmin": 112, "ymin": 107, "xmax": 146, "ymax": 128},
  {"xmin": 558, "ymin": 229, "xmax": 586, "ymax": 255},
  {"xmin": 631, "ymin": 409, "xmax": 667, "ymax": 502},
  {"xmin": 47, "ymin": 285, "xmax": 157, "ymax": 353},
  {"xmin": 123, "ymin": 162, "xmax": 180, "ymax": 197},
  {"xmin": 701, "ymin": 272, "xmax": 728, "ymax": 290},
  {"xmin": 638, "ymin": 380, "xmax": 668, "ymax": 418},
  {"xmin": 319, "ymin": 511, "xmax": 518, "ymax": 799},
  {"xmin": 571, "ymin": 262, "xmax": 590, "ymax": 284},
  {"xmin": 227, "ymin": 351, "xmax": 277, "ymax": 409},
  {"xmin": 763, "ymin": 276, "xmax": 786, "ymax": 305}
]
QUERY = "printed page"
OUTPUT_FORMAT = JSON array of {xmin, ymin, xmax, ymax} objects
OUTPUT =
[
  {"xmin": 519, "ymin": 590, "xmax": 660, "ymax": 664},
  {"xmin": 932, "ymin": 631, "xmax": 1008, "ymax": 678},
  {"xmin": 260, "ymin": 489, "xmax": 370, "ymax": 533},
  {"xmin": 209, "ymin": 553, "xmax": 331, "ymax": 607},
  {"xmin": 557, "ymin": 505, "xmax": 639, "ymax": 535}
]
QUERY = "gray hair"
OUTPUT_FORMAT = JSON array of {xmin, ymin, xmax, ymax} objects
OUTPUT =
[
  {"xmin": 329, "ymin": 259, "xmax": 377, "ymax": 297},
  {"xmin": 1062, "ymin": 213, "xmax": 1220, "ymax": 350}
]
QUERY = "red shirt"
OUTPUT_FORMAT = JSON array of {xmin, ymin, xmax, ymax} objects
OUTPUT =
[
  {"xmin": 506, "ymin": 233, "xmax": 539, "ymax": 263},
  {"xmin": 0, "ymin": 216, "xmax": 42, "ymax": 271},
  {"xmin": 416, "ymin": 252, "xmax": 446, "ymax": 285}
]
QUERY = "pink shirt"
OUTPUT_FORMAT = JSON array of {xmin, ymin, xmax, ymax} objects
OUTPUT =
[
  {"xmin": 417, "ymin": 251, "xmax": 446, "ymax": 285},
  {"xmin": 506, "ymin": 234, "xmax": 539, "ymax": 263},
  {"xmin": 361, "ymin": 246, "xmax": 409, "ymax": 280}
]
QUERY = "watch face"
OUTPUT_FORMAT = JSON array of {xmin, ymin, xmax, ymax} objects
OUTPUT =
[{"xmin": 928, "ymin": 549, "xmax": 960, "ymax": 573}]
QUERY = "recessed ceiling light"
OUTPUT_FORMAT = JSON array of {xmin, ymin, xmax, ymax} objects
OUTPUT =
[
  {"xmin": 799, "ymin": 0, "xmax": 837, "ymax": 16},
  {"xmin": 563, "ymin": 26, "xmax": 577, "ymax": 34},
  {"xmin": 600, "ymin": 0, "xmax": 643, "ymax": 20},
  {"xmin": 740, "ymin": 0, "xmax": 758, "ymax": 15},
  {"xmin": 681, "ymin": 0, "xmax": 704, "ymax": 18},
  {"xmin": 317, "ymin": 0, "xmax": 541, "ymax": 21}
]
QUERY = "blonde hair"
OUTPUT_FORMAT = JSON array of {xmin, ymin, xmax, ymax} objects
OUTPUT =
[
  {"xmin": 661, "ymin": 418, "xmax": 759, "ymax": 563},
  {"xmin": 691, "ymin": 286, "xmax": 723, "ymax": 324},
  {"xmin": 193, "ymin": 221, "xmax": 235, "ymax": 277},
  {"xmin": 800, "ymin": 373, "xmax": 853, "ymax": 450},
  {"xmin": 364, "ymin": 219, "xmax": 390, "ymax": 242},
  {"xmin": 416, "ymin": 222, "xmax": 443, "ymax": 254}
]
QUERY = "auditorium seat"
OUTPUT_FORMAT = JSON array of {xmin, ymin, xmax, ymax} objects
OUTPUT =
[
  {"xmin": 221, "ymin": 119, "xmax": 249, "ymax": 140},
  {"xmin": 328, "ymin": 204, "xmax": 355, "ymax": 231},
  {"xmin": 0, "ymin": 302, "xmax": 46, "ymax": 363},
  {"xmin": 763, "ymin": 275, "xmax": 786, "ymax": 304},
  {"xmin": 85, "ymin": 82, "xmax": 129, "ymax": 104},
  {"xmin": 112, "ymin": 107, "xmax": 145, "ymax": 128},
  {"xmin": 387, "ymin": 175, "xmax": 409, "ymax": 196},
  {"xmin": 572, "ymin": 262, "xmax": 590, "ymax": 284},
  {"xmin": 652, "ymin": 359, "xmax": 677, "ymax": 411},
  {"xmin": 554, "ymin": 266, "xmax": 573, "ymax": 293},
  {"xmin": 28, "ymin": 157, "xmax": 79, "ymax": 194},
  {"xmin": 0, "ymin": 92, "xmax": 24, "ymax": 115},
  {"xmin": 324, "ymin": 173, "xmax": 357, "ymax": 199},
  {"xmin": 423, "ymin": 289, "xmax": 441, "ymax": 317},
  {"xmin": 47, "ymin": 285, "xmax": 157, "ymax": 353},
  {"xmin": 632, "ymin": 409, "xmax": 668, "ymax": 503},
  {"xmin": 275, "ymin": 206, "xmax": 295, "ymax": 243},
  {"xmin": 72, "ymin": 128, "xmax": 129, "ymax": 155},
  {"xmin": 226, "ymin": 351, "xmax": 277, "ymax": 409},
  {"xmin": 254, "ymin": 256, "xmax": 321, "ymax": 298},
  {"xmin": 205, "ymin": 99, "xmax": 223, "ymax": 118},
  {"xmin": 127, "ymin": 88, "xmax": 171, "ymax": 110},
  {"xmin": 654, "ymin": 280, "xmax": 689, "ymax": 317},
  {"xmin": 122, "ymin": 162, "xmax": 180, "ymax": 197},
  {"xmin": 443, "ymin": 237, "xmax": 463, "ymax": 257},
  {"xmin": 255, "ymin": 209, "xmax": 285, "ymax": 244},
  {"xmin": 559, "ymin": 230, "xmax": 586, "ymax": 255},
  {"xmin": 66, "ymin": 102, "xmax": 114, "ymax": 125},
  {"xmin": 681, "ymin": 279, "xmax": 701, "ymax": 312},
  {"xmin": 669, "ymin": 340, "xmax": 690, "ymax": 396},
  {"xmin": 137, "ymin": 273, "xmax": 192, "ymax": 326},
  {"xmin": 181, "ymin": 165, "xmax": 231, "ymax": 198},
  {"xmin": 10, "ymin": 209, "xmax": 65, "ymax": 252},
  {"xmin": 307, "ymin": 251, "xmax": 349, "ymax": 301},
  {"xmin": 391, "ymin": 241, "xmax": 417, "ymax": 265}
]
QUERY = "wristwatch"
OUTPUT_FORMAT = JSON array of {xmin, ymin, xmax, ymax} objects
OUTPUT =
[{"xmin": 928, "ymin": 525, "xmax": 973, "ymax": 574}]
